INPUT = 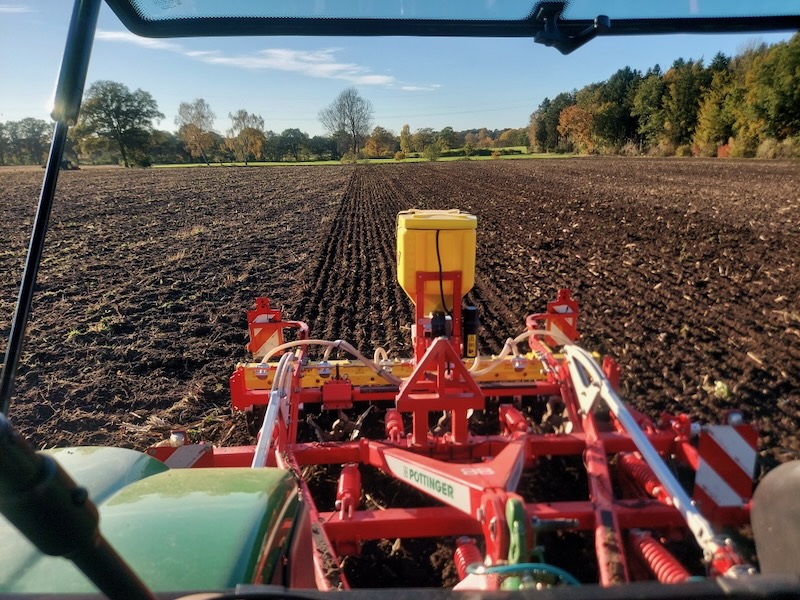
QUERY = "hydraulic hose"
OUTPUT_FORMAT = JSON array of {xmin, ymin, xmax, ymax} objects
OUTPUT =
[
  {"xmin": 254, "ymin": 326, "xmax": 568, "ymax": 387},
  {"xmin": 258, "ymin": 339, "xmax": 402, "ymax": 385},
  {"xmin": 466, "ymin": 562, "xmax": 580, "ymax": 586},
  {"xmin": 251, "ymin": 351, "xmax": 295, "ymax": 468},
  {"xmin": 468, "ymin": 328, "xmax": 570, "ymax": 377}
]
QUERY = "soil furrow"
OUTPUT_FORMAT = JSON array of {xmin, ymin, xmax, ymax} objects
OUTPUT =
[{"xmin": 1, "ymin": 159, "xmax": 797, "ymax": 465}]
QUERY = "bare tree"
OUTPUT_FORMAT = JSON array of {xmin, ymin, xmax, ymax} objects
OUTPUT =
[
  {"xmin": 318, "ymin": 87, "xmax": 373, "ymax": 157},
  {"xmin": 176, "ymin": 98, "xmax": 216, "ymax": 165}
]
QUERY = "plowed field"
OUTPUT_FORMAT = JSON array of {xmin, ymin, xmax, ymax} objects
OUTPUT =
[{"xmin": 2, "ymin": 159, "xmax": 799, "ymax": 463}]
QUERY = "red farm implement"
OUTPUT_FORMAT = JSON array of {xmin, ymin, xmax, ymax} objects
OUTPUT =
[
  {"xmin": 147, "ymin": 209, "xmax": 760, "ymax": 591},
  {"xmin": 3, "ymin": 3, "xmax": 800, "ymax": 598}
]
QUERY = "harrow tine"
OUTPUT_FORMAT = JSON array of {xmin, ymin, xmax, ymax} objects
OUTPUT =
[
  {"xmin": 306, "ymin": 415, "xmax": 334, "ymax": 442},
  {"xmin": 349, "ymin": 405, "xmax": 374, "ymax": 441}
]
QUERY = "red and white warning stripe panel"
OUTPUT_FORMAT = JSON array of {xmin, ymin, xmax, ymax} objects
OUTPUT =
[
  {"xmin": 249, "ymin": 314, "xmax": 284, "ymax": 358},
  {"xmin": 694, "ymin": 424, "xmax": 758, "ymax": 509},
  {"xmin": 546, "ymin": 289, "xmax": 579, "ymax": 344},
  {"xmin": 246, "ymin": 298, "xmax": 285, "ymax": 358}
]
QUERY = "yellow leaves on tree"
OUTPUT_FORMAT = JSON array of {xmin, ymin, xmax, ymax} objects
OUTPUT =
[{"xmin": 557, "ymin": 105, "xmax": 594, "ymax": 154}]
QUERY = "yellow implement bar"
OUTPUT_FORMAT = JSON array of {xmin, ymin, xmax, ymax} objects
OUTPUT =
[{"xmin": 239, "ymin": 355, "xmax": 547, "ymax": 390}]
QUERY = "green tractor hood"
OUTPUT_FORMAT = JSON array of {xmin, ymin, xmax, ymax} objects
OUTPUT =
[{"xmin": 0, "ymin": 446, "xmax": 300, "ymax": 594}]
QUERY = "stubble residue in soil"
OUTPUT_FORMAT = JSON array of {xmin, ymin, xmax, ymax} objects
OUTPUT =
[{"xmin": 1, "ymin": 158, "xmax": 798, "ymax": 463}]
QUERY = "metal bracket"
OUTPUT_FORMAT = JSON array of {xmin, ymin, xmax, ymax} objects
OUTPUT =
[{"xmin": 533, "ymin": 2, "xmax": 611, "ymax": 55}]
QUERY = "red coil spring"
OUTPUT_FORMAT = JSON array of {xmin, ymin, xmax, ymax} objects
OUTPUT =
[
  {"xmin": 385, "ymin": 409, "xmax": 404, "ymax": 443},
  {"xmin": 454, "ymin": 538, "xmax": 484, "ymax": 580},
  {"xmin": 629, "ymin": 530, "xmax": 690, "ymax": 583},
  {"xmin": 619, "ymin": 451, "xmax": 662, "ymax": 499}
]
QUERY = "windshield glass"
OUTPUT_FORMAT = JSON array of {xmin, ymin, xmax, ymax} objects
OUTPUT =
[{"xmin": 126, "ymin": 0, "xmax": 800, "ymax": 22}]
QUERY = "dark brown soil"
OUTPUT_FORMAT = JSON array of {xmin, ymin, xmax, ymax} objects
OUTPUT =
[{"xmin": 2, "ymin": 158, "xmax": 799, "ymax": 584}]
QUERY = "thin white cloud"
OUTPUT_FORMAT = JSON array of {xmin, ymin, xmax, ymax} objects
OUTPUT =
[
  {"xmin": 400, "ymin": 84, "xmax": 441, "ymax": 92},
  {"xmin": 95, "ymin": 30, "xmax": 182, "ymax": 52},
  {"xmin": 96, "ymin": 29, "xmax": 404, "ymax": 87},
  {"xmin": 0, "ymin": 4, "xmax": 33, "ymax": 12},
  {"xmin": 184, "ymin": 50, "xmax": 220, "ymax": 58},
  {"xmin": 200, "ymin": 48, "xmax": 395, "ymax": 85}
]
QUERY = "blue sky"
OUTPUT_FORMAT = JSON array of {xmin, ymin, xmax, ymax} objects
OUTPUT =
[{"xmin": 1, "ymin": 2, "xmax": 794, "ymax": 138}]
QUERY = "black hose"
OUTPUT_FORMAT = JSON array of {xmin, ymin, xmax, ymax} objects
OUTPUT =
[{"xmin": 435, "ymin": 229, "xmax": 451, "ymax": 316}]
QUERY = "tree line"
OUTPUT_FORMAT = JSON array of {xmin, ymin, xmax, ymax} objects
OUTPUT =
[
  {"xmin": 0, "ymin": 84, "xmax": 526, "ymax": 167},
  {"xmin": 529, "ymin": 33, "xmax": 800, "ymax": 158},
  {"xmin": 2, "ymin": 34, "xmax": 796, "ymax": 166}
]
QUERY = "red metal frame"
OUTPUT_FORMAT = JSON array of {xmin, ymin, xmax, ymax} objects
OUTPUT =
[
  {"xmin": 245, "ymin": 297, "xmax": 308, "ymax": 357},
  {"xmin": 526, "ymin": 288, "xmax": 579, "ymax": 347},
  {"xmin": 395, "ymin": 336, "xmax": 484, "ymax": 445},
  {"xmin": 413, "ymin": 270, "xmax": 463, "ymax": 361},
  {"xmin": 149, "ymin": 290, "xmax": 759, "ymax": 591}
]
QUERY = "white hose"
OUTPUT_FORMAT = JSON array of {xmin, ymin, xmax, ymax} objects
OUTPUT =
[
  {"xmin": 529, "ymin": 327, "xmax": 571, "ymax": 347},
  {"xmin": 258, "ymin": 338, "xmax": 402, "ymax": 386},
  {"xmin": 253, "ymin": 326, "xmax": 569, "ymax": 389},
  {"xmin": 468, "ymin": 328, "xmax": 571, "ymax": 377},
  {"xmin": 251, "ymin": 351, "xmax": 295, "ymax": 468}
]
